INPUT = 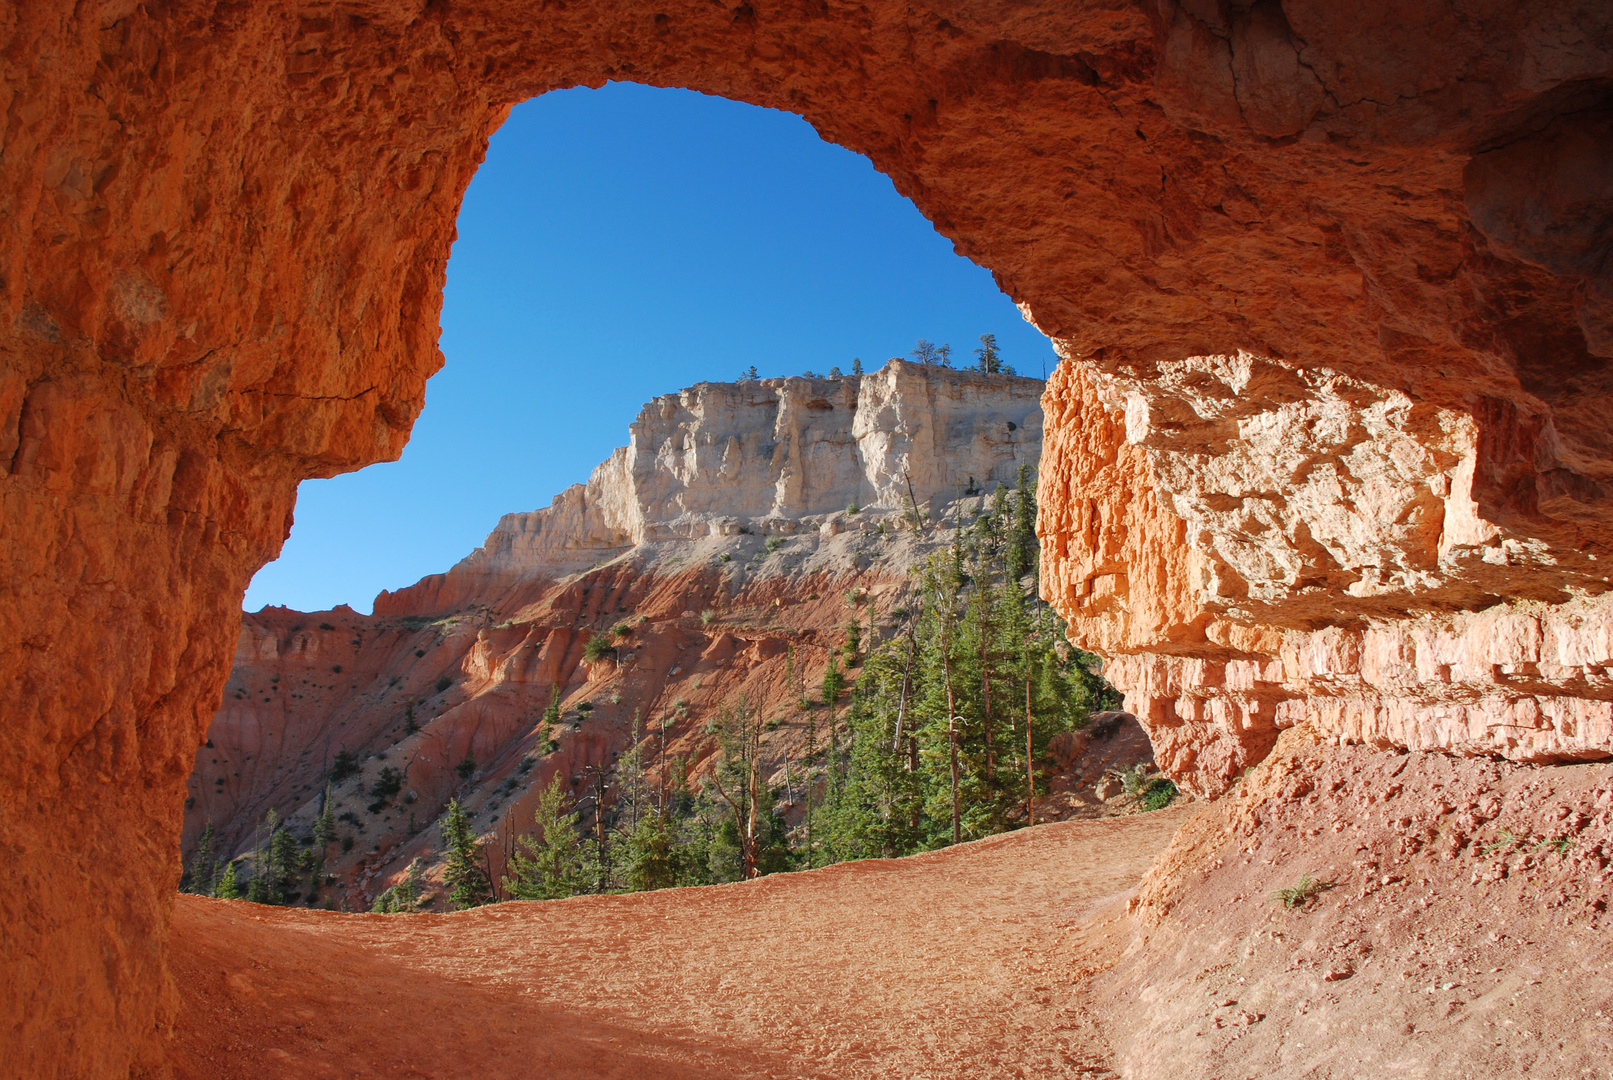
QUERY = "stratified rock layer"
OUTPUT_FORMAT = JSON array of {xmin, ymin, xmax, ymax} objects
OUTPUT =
[
  {"xmin": 3, "ymin": 1, "xmax": 1612, "ymax": 1075},
  {"xmin": 190, "ymin": 367, "xmax": 1048, "ymax": 911}
]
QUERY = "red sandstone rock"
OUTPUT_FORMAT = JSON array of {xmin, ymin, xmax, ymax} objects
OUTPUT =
[{"xmin": 4, "ymin": 2, "xmax": 1613, "ymax": 1075}]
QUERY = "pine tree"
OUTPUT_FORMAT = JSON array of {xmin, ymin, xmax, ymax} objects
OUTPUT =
[
  {"xmin": 851, "ymin": 358, "xmax": 863, "ymax": 375},
  {"xmin": 185, "ymin": 823, "xmax": 217, "ymax": 896},
  {"xmin": 214, "ymin": 859, "xmax": 241, "ymax": 900},
  {"xmin": 805, "ymin": 498, "xmax": 1119, "ymax": 862},
  {"xmin": 441, "ymin": 798, "xmax": 491, "ymax": 909},
  {"xmin": 910, "ymin": 339, "xmax": 939, "ymax": 365},
  {"xmin": 268, "ymin": 821, "xmax": 299, "ymax": 904},
  {"xmin": 502, "ymin": 778, "xmax": 588, "ymax": 900},
  {"xmin": 974, "ymin": 334, "xmax": 1007, "ymax": 374},
  {"xmin": 313, "ymin": 786, "xmax": 338, "ymax": 847}
]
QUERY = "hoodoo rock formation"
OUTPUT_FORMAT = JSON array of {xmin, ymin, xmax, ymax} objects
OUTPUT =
[
  {"xmin": 4, "ymin": 1, "xmax": 1613, "ymax": 1076},
  {"xmin": 188, "ymin": 365, "xmax": 1053, "ymax": 910}
]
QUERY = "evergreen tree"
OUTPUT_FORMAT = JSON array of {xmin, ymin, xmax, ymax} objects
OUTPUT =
[
  {"xmin": 851, "ymin": 358, "xmax": 863, "ymax": 375},
  {"xmin": 214, "ymin": 859, "xmax": 241, "ymax": 900},
  {"xmin": 974, "ymin": 333, "xmax": 1002, "ymax": 374},
  {"xmin": 502, "ymin": 778, "xmax": 589, "ymax": 900},
  {"xmin": 807, "ymin": 491, "xmax": 1118, "ymax": 861},
  {"xmin": 440, "ymin": 798, "xmax": 492, "ymax": 909},
  {"xmin": 372, "ymin": 858, "xmax": 426, "ymax": 913},
  {"xmin": 1007, "ymin": 465, "xmax": 1038, "ymax": 584},
  {"xmin": 620, "ymin": 810, "xmax": 678, "ymax": 892},
  {"xmin": 313, "ymin": 787, "xmax": 338, "ymax": 847},
  {"xmin": 910, "ymin": 339, "xmax": 940, "ymax": 365},
  {"xmin": 185, "ymin": 823, "xmax": 217, "ymax": 896}
]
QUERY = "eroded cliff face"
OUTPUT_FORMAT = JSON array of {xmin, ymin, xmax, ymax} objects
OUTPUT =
[
  {"xmin": 378, "ymin": 363, "xmax": 1042, "ymax": 611},
  {"xmin": 4, "ymin": 0, "xmax": 1612, "ymax": 1075},
  {"xmin": 190, "ymin": 366, "xmax": 1049, "ymax": 911},
  {"xmin": 1039, "ymin": 350, "xmax": 1613, "ymax": 797}
]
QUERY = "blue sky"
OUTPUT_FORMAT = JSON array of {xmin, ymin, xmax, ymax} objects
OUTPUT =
[{"xmin": 243, "ymin": 83, "xmax": 1056, "ymax": 614}]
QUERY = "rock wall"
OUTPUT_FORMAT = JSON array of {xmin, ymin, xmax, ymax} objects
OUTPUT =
[
  {"xmin": 378, "ymin": 363, "xmax": 1042, "ymax": 613},
  {"xmin": 3, "ymin": 0, "xmax": 1612, "ymax": 1074},
  {"xmin": 1039, "ymin": 349, "xmax": 1613, "ymax": 797}
]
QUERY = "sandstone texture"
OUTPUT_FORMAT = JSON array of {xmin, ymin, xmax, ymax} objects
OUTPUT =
[
  {"xmin": 190, "ymin": 367, "xmax": 1080, "ymax": 911},
  {"xmin": 4, "ymin": 0, "xmax": 1613, "ymax": 1074},
  {"xmin": 1106, "ymin": 729, "xmax": 1613, "ymax": 1078}
]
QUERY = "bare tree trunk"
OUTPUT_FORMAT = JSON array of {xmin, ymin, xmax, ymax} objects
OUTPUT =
[
  {"xmin": 892, "ymin": 627, "xmax": 915, "ymax": 756},
  {"xmin": 1025, "ymin": 669, "xmax": 1035, "ymax": 828},
  {"xmin": 981, "ymin": 630, "xmax": 993, "ymax": 783},
  {"xmin": 944, "ymin": 649, "xmax": 960, "ymax": 845}
]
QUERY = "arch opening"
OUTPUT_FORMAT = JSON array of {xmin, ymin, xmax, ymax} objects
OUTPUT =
[
  {"xmin": 4, "ymin": 3, "xmax": 1612, "ymax": 1076},
  {"xmin": 189, "ymin": 80, "xmax": 1072, "ymax": 915}
]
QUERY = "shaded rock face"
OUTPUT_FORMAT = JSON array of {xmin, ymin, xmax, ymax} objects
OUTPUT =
[{"xmin": 3, "ymin": 1, "xmax": 1612, "ymax": 1075}]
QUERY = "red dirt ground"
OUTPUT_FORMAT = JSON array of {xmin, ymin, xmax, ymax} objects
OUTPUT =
[{"xmin": 167, "ymin": 811, "xmax": 1188, "ymax": 1079}]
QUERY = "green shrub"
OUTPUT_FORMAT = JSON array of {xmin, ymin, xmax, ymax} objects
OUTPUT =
[
  {"xmin": 1142, "ymin": 778, "xmax": 1177, "ymax": 811},
  {"xmin": 435, "ymin": 675, "xmax": 452, "ymax": 693},
  {"xmin": 765, "ymin": 536, "xmax": 784, "ymax": 553},
  {"xmin": 456, "ymin": 755, "xmax": 476, "ymax": 781},
  {"xmin": 583, "ymin": 634, "xmax": 613, "ymax": 662},
  {"xmin": 1270, "ymin": 873, "xmax": 1335, "ymax": 910},
  {"xmin": 329, "ymin": 750, "xmax": 360, "ymax": 783}
]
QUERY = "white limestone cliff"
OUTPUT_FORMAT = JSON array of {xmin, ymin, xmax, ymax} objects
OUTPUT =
[{"xmin": 375, "ymin": 361, "xmax": 1043, "ymax": 611}]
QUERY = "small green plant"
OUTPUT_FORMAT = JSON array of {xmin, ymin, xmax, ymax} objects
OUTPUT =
[
  {"xmin": 583, "ymin": 633, "xmax": 613, "ymax": 663},
  {"xmin": 1117, "ymin": 763, "xmax": 1150, "ymax": 797},
  {"xmin": 319, "ymin": 622, "xmax": 336, "ymax": 631},
  {"xmin": 1142, "ymin": 778, "xmax": 1178, "ymax": 811},
  {"xmin": 403, "ymin": 702, "xmax": 419, "ymax": 736},
  {"xmin": 719, "ymin": 552, "xmax": 731, "ymax": 563},
  {"xmin": 846, "ymin": 502, "xmax": 859, "ymax": 514},
  {"xmin": 435, "ymin": 675, "xmax": 452, "ymax": 693},
  {"xmin": 456, "ymin": 755, "xmax": 476, "ymax": 781},
  {"xmin": 1480, "ymin": 829, "xmax": 1521, "ymax": 857},
  {"xmin": 576, "ymin": 701, "xmax": 594, "ymax": 716},
  {"xmin": 765, "ymin": 536, "xmax": 784, "ymax": 553},
  {"xmin": 1270, "ymin": 873, "xmax": 1335, "ymax": 910},
  {"xmin": 614, "ymin": 622, "xmax": 633, "ymax": 638},
  {"xmin": 1534, "ymin": 836, "xmax": 1575, "ymax": 856},
  {"xmin": 700, "ymin": 609, "xmax": 715, "ymax": 626}
]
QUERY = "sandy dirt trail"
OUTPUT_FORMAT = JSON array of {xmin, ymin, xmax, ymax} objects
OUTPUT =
[{"xmin": 168, "ymin": 810, "xmax": 1190, "ymax": 1079}]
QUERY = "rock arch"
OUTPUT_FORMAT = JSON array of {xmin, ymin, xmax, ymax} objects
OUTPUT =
[{"xmin": 2, "ymin": 1, "xmax": 1610, "ymax": 1074}]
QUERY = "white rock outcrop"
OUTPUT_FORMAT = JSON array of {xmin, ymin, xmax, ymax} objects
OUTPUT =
[{"xmin": 380, "ymin": 361, "xmax": 1043, "ymax": 607}]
